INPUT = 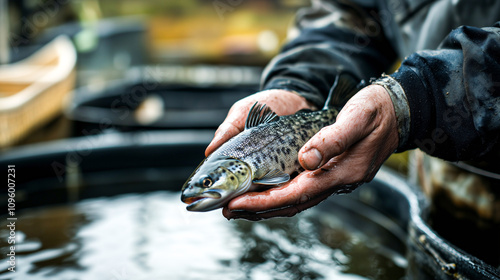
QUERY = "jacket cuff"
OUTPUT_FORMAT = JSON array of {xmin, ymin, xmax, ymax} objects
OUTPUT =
[{"xmin": 372, "ymin": 75, "xmax": 411, "ymax": 151}]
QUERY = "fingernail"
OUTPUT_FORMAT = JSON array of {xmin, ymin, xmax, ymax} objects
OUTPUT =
[{"xmin": 302, "ymin": 148, "xmax": 322, "ymax": 170}]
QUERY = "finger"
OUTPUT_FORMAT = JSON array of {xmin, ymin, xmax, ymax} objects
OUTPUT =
[
  {"xmin": 206, "ymin": 90, "xmax": 313, "ymax": 157},
  {"xmin": 205, "ymin": 100, "xmax": 252, "ymax": 157},
  {"xmin": 205, "ymin": 99, "xmax": 256, "ymax": 157},
  {"xmin": 205, "ymin": 122, "xmax": 242, "ymax": 156},
  {"xmin": 226, "ymin": 167, "xmax": 347, "ymax": 213},
  {"xmin": 226, "ymin": 172, "xmax": 315, "ymax": 212},
  {"xmin": 223, "ymin": 189, "xmax": 334, "ymax": 220}
]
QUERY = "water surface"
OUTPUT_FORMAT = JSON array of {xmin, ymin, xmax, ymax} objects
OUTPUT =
[{"xmin": 0, "ymin": 191, "xmax": 406, "ymax": 279}]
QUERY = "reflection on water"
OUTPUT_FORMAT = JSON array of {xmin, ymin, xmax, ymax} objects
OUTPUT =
[{"xmin": 0, "ymin": 192, "xmax": 406, "ymax": 279}]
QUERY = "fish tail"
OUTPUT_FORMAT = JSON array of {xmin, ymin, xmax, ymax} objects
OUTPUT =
[{"xmin": 323, "ymin": 72, "xmax": 365, "ymax": 110}]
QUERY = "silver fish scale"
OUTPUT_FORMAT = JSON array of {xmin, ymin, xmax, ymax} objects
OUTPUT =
[{"xmin": 212, "ymin": 108, "xmax": 338, "ymax": 181}]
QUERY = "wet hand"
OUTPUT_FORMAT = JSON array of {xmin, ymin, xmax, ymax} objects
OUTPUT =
[
  {"xmin": 223, "ymin": 85, "xmax": 399, "ymax": 220},
  {"xmin": 205, "ymin": 89, "xmax": 314, "ymax": 157}
]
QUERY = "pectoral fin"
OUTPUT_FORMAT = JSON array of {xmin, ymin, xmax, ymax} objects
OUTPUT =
[{"xmin": 253, "ymin": 169, "xmax": 290, "ymax": 185}]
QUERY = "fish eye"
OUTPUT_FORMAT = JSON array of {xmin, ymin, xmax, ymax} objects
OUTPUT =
[{"xmin": 201, "ymin": 177, "xmax": 213, "ymax": 188}]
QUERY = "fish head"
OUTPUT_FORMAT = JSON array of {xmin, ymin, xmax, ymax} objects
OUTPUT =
[{"xmin": 181, "ymin": 157, "xmax": 252, "ymax": 211}]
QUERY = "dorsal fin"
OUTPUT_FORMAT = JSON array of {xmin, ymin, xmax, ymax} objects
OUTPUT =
[
  {"xmin": 323, "ymin": 72, "xmax": 365, "ymax": 110},
  {"xmin": 245, "ymin": 102, "xmax": 279, "ymax": 129}
]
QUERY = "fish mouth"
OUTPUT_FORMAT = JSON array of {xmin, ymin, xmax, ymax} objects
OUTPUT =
[
  {"xmin": 182, "ymin": 190, "xmax": 222, "ymax": 211},
  {"xmin": 183, "ymin": 196, "xmax": 205, "ymax": 205}
]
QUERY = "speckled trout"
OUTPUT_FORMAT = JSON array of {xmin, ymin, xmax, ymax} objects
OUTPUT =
[{"xmin": 181, "ymin": 73, "xmax": 361, "ymax": 211}]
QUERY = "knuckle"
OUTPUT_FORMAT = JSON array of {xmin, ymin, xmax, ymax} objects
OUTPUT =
[
  {"xmin": 298, "ymin": 194, "xmax": 310, "ymax": 204},
  {"xmin": 360, "ymin": 103, "xmax": 379, "ymax": 122},
  {"xmin": 328, "ymin": 138, "xmax": 346, "ymax": 154}
]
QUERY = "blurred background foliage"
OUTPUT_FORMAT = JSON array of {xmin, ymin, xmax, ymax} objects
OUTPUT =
[
  {"xmin": 5, "ymin": 0, "xmax": 309, "ymax": 65},
  {"xmin": 0, "ymin": 0, "xmax": 309, "ymax": 146}
]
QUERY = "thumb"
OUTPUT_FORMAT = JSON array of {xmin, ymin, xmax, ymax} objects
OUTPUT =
[
  {"xmin": 205, "ymin": 122, "xmax": 241, "ymax": 156},
  {"xmin": 298, "ymin": 102, "xmax": 374, "ymax": 170}
]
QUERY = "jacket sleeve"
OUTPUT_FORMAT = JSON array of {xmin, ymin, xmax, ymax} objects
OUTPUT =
[
  {"xmin": 261, "ymin": 0, "xmax": 397, "ymax": 108},
  {"xmin": 385, "ymin": 23, "xmax": 500, "ymax": 160}
]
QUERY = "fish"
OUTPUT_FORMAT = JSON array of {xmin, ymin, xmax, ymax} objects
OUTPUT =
[{"xmin": 180, "ymin": 72, "xmax": 363, "ymax": 211}]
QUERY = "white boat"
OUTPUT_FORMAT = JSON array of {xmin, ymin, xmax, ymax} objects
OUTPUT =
[{"xmin": 0, "ymin": 36, "xmax": 77, "ymax": 148}]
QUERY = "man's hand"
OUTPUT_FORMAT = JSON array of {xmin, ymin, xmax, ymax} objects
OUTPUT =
[
  {"xmin": 221, "ymin": 85, "xmax": 399, "ymax": 220},
  {"xmin": 205, "ymin": 89, "xmax": 314, "ymax": 156}
]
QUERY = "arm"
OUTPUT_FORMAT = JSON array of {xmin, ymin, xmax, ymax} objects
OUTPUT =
[
  {"xmin": 261, "ymin": 0, "xmax": 397, "ymax": 107},
  {"xmin": 382, "ymin": 23, "xmax": 500, "ymax": 161}
]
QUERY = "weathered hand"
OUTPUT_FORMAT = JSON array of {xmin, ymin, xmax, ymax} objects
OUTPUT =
[
  {"xmin": 205, "ymin": 89, "xmax": 314, "ymax": 157},
  {"xmin": 222, "ymin": 85, "xmax": 399, "ymax": 220}
]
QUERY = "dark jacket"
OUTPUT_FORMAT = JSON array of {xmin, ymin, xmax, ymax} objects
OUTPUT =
[{"xmin": 261, "ymin": 0, "xmax": 500, "ymax": 161}]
